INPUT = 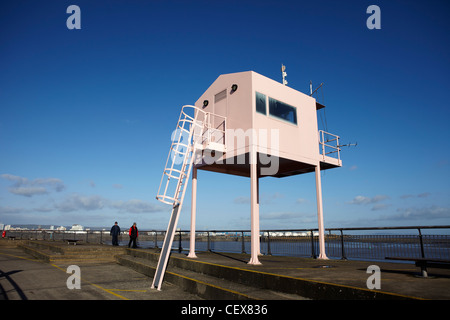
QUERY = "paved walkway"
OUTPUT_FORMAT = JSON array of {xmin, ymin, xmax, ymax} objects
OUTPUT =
[
  {"xmin": 0, "ymin": 245, "xmax": 200, "ymax": 300},
  {"xmin": 2, "ymin": 240, "xmax": 450, "ymax": 300}
]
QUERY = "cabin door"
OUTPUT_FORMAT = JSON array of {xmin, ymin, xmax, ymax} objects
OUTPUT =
[{"xmin": 212, "ymin": 89, "xmax": 227, "ymax": 144}]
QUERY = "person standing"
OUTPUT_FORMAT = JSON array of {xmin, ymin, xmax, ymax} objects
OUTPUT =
[
  {"xmin": 128, "ymin": 222, "xmax": 138, "ymax": 248},
  {"xmin": 110, "ymin": 221, "xmax": 121, "ymax": 246}
]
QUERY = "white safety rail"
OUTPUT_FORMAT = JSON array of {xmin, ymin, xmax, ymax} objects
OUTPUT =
[
  {"xmin": 152, "ymin": 105, "xmax": 226, "ymax": 290},
  {"xmin": 199, "ymin": 113, "xmax": 227, "ymax": 153},
  {"xmin": 319, "ymin": 130, "xmax": 341, "ymax": 163}
]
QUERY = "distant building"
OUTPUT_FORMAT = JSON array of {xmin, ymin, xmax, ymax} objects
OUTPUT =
[{"xmin": 70, "ymin": 224, "xmax": 84, "ymax": 231}]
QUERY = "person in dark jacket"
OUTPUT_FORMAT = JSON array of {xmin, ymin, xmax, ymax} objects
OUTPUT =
[
  {"xmin": 128, "ymin": 222, "xmax": 138, "ymax": 248},
  {"xmin": 110, "ymin": 221, "xmax": 121, "ymax": 246}
]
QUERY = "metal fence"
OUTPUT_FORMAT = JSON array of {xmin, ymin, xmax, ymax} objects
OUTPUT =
[{"xmin": 3, "ymin": 225, "xmax": 450, "ymax": 262}]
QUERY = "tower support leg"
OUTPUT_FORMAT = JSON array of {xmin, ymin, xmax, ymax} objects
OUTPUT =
[
  {"xmin": 315, "ymin": 163, "xmax": 328, "ymax": 260},
  {"xmin": 188, "ymin": 167, "xmax": 198, "ymax": 258},
  {"xmin": 248, "ymin": 149, "xmax": 261, "ymax": 265}
]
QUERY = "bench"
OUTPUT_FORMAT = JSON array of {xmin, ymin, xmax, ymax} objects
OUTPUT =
[
  {"xmin": 67, "ymin": 239, "xmax": 80, "ymax": 245},
  {"xmin": 385, "ymin": 257, "xmax": 450, "ymax": 277}
]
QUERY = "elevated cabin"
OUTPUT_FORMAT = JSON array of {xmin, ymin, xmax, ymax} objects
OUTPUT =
[{"xmin": 193, "ymin": 71, "xmax": 341, "ymax": 178}]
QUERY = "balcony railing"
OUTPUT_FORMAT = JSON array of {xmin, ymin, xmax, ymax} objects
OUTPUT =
[{"xmin": 319, "ymin": 130, "xmax": 341, "ymax": 163}]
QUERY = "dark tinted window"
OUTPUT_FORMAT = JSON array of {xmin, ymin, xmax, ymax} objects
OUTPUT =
[
  {"xmin": 255, "ymin": 92, "xmax": 266, "ymax": 115},
  {"xmin": 268, "ymin": 97, "xmax": 297, "ymax": 125}
]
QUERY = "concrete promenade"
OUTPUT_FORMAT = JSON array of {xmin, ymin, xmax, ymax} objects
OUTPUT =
[
  {"xmin": 123, "ymin": 247, "xmax": 450, "ymax": 300},
  {"xmin": 1, "ymin": 239, "xmax": 449, "ymax": 301},
  {"xmin": 0, "ymin": 241, "xmax": 199, "ymax": 300}
]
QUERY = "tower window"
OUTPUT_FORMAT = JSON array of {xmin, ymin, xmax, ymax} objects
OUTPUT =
[
  {"xmin": 255, "ymin": 91, "xmax": 266, "ymax": 115},
  {"xmin": 268, "ymin": 97, "xmax": 297, "ymax": 125}
]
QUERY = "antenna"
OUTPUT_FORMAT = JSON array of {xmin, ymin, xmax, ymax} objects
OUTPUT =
[
  {"xmin": 309, "ymin": 82, "xmax": 324, "ymax": 96},
  {"xmin": 281, "ymin": 64, "xmax": 288, "ymax": 86},
  {"xmin": 338, "ymin": 142, "xmax": 358, "ymax": 148}
]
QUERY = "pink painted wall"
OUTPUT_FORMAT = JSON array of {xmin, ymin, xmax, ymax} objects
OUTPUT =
[{"xmin": 195, "ymin": 71, "xmax": 322, "ymax": 167}]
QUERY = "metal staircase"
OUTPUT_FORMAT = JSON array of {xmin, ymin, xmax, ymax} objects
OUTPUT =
[{"xmin": 152, "ymin": 105, "xmax": 225, "ymax": 290}]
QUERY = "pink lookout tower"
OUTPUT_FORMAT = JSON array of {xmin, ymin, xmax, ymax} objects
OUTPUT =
[{"xmin": 151, "ymin": 70, "xmax": 342, "ymax": 290}]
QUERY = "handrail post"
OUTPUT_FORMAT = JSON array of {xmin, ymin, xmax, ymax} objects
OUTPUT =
[
  {"xmin": 154, "ymin": 231, "xmax": 158, "ymax": 248},
  {"xmin": 266, "ymin": 231, "xmax": 272, "ymax": 256},
  {"xmin": 340, "ymin": 229, "xmax": 347, "ymax": 260},
  {"xmin": 207, "ymin": 231, "xmax": 211, "ymax": 252},
  {"xmin": 178, "ymin": 231, "xmax": 182, "ymax": 253},
  {"xmin": 336, "ymin": 135, "xmax": 341, "ymax": 163},
  {"xmin": 311, "ymin": 230, "xmax": 316, "ymax": 259},
  {"xmin": 241, "ymin": 231, "xmax": 246, "ymax": 254},
  {"xmin": 418, "ymin": 228, "xmax": 425, "ymax": 258},
  {"xmin": 322, "ymin": 131, "xmax": 325, "ymax": 159}
]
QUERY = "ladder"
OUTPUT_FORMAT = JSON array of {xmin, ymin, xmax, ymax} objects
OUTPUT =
[{"xmin": 152, "ymin": 105, "xmax": 206, "ymax": 290}]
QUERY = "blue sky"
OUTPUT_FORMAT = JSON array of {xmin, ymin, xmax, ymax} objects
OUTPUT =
[{"xmin": 1, "ymin": 0, "xmax": 449, "ymax": 231}]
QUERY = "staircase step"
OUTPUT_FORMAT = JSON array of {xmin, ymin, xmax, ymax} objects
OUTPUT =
[
  {"xmin": 116, "ymin": 253, "xmax": 308, "ymax": 300},
  {"xmin": 18, "ymin": 243, "xmax": 54, "ymax": 262},
  {"xmin": 18, "ymin": 241, "xmax": 126, "ymax": 263}
]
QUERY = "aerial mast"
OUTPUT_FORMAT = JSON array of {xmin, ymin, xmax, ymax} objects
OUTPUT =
[{"xmin": 281, "ymin": 64, "xmax": 288, "ymax": 86}]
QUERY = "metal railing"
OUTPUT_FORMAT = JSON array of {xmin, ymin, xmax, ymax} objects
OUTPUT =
[
  {"xmin": 319, "ymin": 130, "xmax": 340, "ymax": 162},
  {"xmin": 203, "ymin": 112, "xmax": 227, "ymax": 147},
  {"xmin": 4, "ymin": 225, "xmax": 450, "ymax": 262}
]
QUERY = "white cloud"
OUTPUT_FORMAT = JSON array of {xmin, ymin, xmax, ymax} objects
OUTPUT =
[
  {"xmin": 400, "ymin": 192, "xmax": 431, "ymax": 199},
  {"xmin": 1, "ymin": 190, "xmax": 163, "ymax": 215},
  {"xmin": 391, "ymin": 206, "xmax": 450, "ymax": 221},
  {"xmin": 0, "ymin": 173, "xmax": 165, "ymax": 219},
  {"xmin": 348, "ymin": 195, "xmax": 389, "ymax": 205},
  {"xmin": 1, "ymin": 174, "xmax": 65, "ymax": 197},
  {"xmin": 0, "ymin": 206, "xmax": 26, "ymax": 214},
  {"xmin": 347, "ymin": 194, "xmax": 390, "ymax": 211},
  {"xmin": 55, "ymin": 194, "xmax": 106, "ymax": 212},
  {"xmin": 111, "ymin": 199, "xmax": 162, "ymax": 213},
  {"xmin": 9, "ymin": 187, "xmax": 48, "ymax": 197},
  {"xmin": 1, "ymin": 174, "xmax": 28, "ymax": 185}
]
